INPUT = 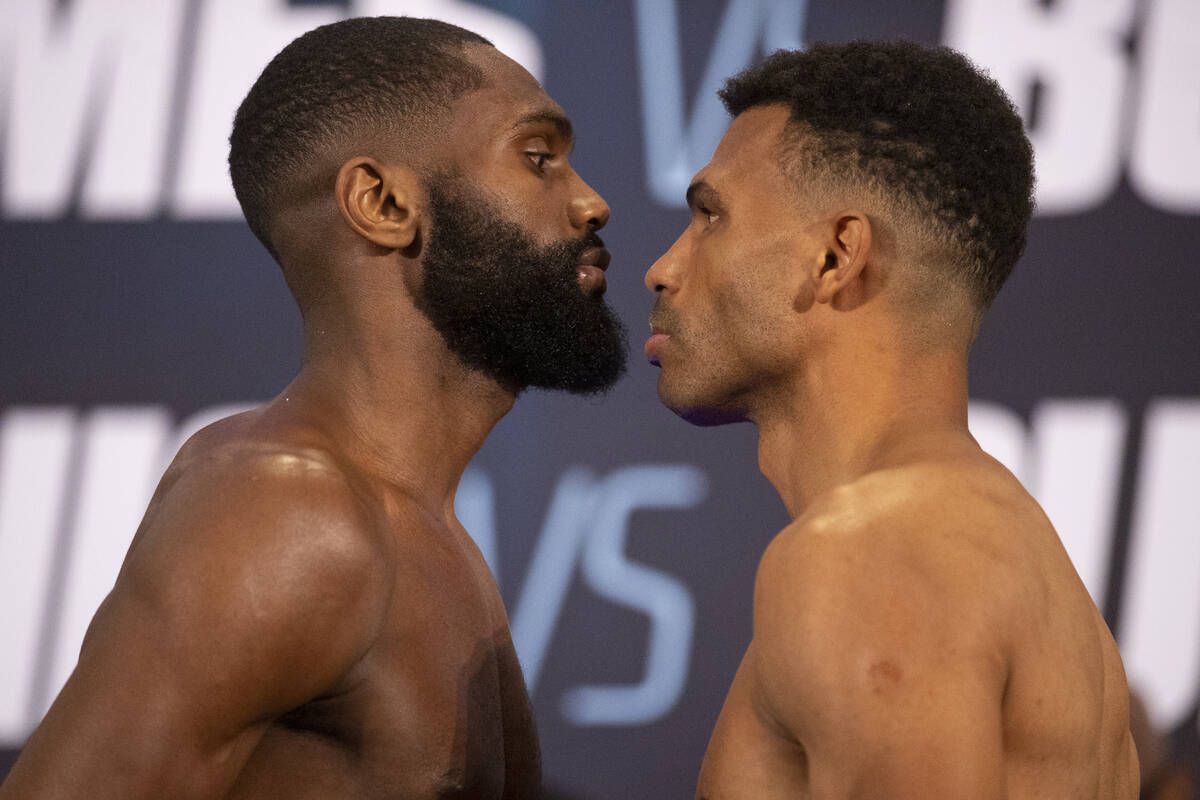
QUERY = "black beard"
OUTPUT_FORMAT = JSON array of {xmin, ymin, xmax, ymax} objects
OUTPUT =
[{"xmin": 415, "ymin": 178, "xmax": 627, "ymax": 394}]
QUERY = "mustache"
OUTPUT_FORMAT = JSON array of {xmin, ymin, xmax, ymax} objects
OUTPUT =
[
  {"xmin": 648, "ymin": 298, "xmax": 681, "ymax": 334},
  {"xmin": 538, "ymin": 230, "xmax": 606, "ymax": 267},
  {"xmin": 566, "ymin": 231, "xmax": 605, "ymax": 258}
]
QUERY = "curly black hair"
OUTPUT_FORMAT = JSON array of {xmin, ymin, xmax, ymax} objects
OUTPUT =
[
  {"xmin": 229, "ymin": 16, "xmax": 491, "ymax": 258},
  {"xmin": 720, "ymin": 41, "xmax": 1035, "ymax": 310}
]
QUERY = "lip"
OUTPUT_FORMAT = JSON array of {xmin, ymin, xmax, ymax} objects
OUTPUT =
[
  {"xmin": 577, "ymin": 247, "xmax": 610, "ymax": 295},
  {"xmin": 578, "ymin": 247, "xmax": 611, "ymax": 269},
  {"xmin": 644, "ymin": 331, "xmax": 670, "ymax": 366}
]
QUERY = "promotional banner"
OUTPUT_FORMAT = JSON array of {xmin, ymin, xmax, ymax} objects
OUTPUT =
[{"xmin": 2, "ymin": 1, "xmax": 1197, "ymax": 796}]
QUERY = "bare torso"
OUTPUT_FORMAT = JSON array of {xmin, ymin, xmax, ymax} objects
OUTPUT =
[
  {"xmin": 696, "ymin": 455, "xmax": 1138, "ymax": 799},
  {"xmin": 218, "ymin": 483, "xmax": 540, "ymax": 799},
  {"xmin": 0, "ymin": 408, "xmax": 541, "ymax": 799},
  {"xmin": 164, "ymin": 417, "xmax": 540, "ymax": 799}
]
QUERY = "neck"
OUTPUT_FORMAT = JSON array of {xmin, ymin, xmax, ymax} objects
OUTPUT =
[
  {"xmin": 753, "ymin": 349, "xmax": 972, "ymax": 519},
  {"xmin": 273, "ymin": 297, "xmax": 515, "ymax": 519}
]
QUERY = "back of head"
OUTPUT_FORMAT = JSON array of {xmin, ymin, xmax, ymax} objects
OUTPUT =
[
  {"xmin": 229, "ymin": 16, "xmax": 492, "ymax": 261},
  {"xmin": 720, "ymin": 41, "xmax": 1035, "ymax": 316}
]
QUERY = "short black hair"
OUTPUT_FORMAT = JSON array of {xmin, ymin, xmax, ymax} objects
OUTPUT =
[
  {"xmin": 229, "ymin": 16, "xmax": 492, "ymax": 258},
  {"xmin": 720, "ymin": 41, "xmax": 1035, "ymax": 310}
]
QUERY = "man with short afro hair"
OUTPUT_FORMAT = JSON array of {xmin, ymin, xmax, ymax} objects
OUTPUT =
[
  {"xmin": 1, "ymin": 15, "xmax": 623, "ymax": 799},
  {"xmin": 719, "ymin": 41, "xmax": 1034, "ymax": 314},
  {"xmin": 643, "ymin": 40, "xmax": 1138, "ymax": 798}
]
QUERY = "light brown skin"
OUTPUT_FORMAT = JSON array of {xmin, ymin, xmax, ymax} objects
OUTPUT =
[
  {"xmin": 644, "ymin": 105, "xmax": 1139, "ymax": 799},
  {"xmin": 0, "ymin": 44, "xmax": 609, "ymax": 800}
]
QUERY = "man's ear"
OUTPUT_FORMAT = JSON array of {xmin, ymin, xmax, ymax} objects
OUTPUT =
[
  {"xmin": 813, "ymin": 210, "xmax": 872, "ymax": 306},
  {"xmin": 334, "ymin": 157, "xmax": 421, "ymax": 250}
]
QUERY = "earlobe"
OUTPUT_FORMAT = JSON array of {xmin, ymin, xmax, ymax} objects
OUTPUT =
[
  {"xmin": 814, "ymin": 211, "xmax": 872, "ymax": 305},
  {"xmin": 334, "ymin": 157, "xmax": 421, "ymax": 251}
]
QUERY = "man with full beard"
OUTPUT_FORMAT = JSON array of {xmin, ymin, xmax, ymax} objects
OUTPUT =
[{"xmin": 0, "ymin": 17, "xmax": 624, "ymax": 800}]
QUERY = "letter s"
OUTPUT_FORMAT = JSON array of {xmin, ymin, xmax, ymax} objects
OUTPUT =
[{"xmin": 561, "ymin": 464, "xmax": 708, "ymax": 726}]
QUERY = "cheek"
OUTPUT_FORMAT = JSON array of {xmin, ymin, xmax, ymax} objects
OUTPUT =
[
  {"xmin": 478, "ymin": 165, "xmax": 569, "ymax": 237},
  {"xmin": 496, "ymin": 192, "xmax": 557, "ymax": 239},
  {"xmin": 709, "ymin": 270, "xmax": 767, "ymax": 332},
  {"xmin": 684, "ymin": 235, "xmax": 786, "ymax": 344},
  {"xmin": 672, "ymin": 289, "xmax": 755, "ymax": 386},
  {"xmin": 707, "ymin": 269, "xmax": 797, "ymax": 364}
]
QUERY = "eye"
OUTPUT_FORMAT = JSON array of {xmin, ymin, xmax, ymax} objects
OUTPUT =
[
  {"xmin": 526, "ymin": 150, "xmax": 554, "ymax": 172},
  {"xmin": 696, "ymin": 205, "xmax": 720, "ymax": 225}
]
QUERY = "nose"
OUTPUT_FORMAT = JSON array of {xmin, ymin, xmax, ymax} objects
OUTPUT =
[
  {"xmin": 645, "ymin": 233, "xmax": 683, "ymax": 294},
  {"xmin": 568, "ymin": 172, "xmax": 610, "ymax": 232}
]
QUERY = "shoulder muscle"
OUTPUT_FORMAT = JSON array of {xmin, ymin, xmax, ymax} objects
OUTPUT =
[
  {"xmin": 9, "ymin": 444, "xmax": 394, "ymax": 798},
  {"xmin": 750, "ymin": 483, "xmax": 1012, "ymax": 797},
  {"xmin": 115, "ymin": 444, "xmax": 394, "ymax": 714}
]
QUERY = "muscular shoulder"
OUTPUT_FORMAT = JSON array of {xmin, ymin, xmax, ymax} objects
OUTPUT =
[
  {"xmin": 766, "ymin": 456, "xmax": 1042, "ymax": 609},
  {"xmin": 746, "ymin": 461, "xmax": 1033, "ymax": 792},
  {"xmin": 777, "ymin": 459, "xmax": 1027, "ymax": 577},
  {"xmin": 140, "ymin": 419, "xmax": 391, "ymax": 579},
  {"xmin": 104, "ymin": 420, "xmax": 397, "ymax": 708},
  {"xmin": 752, "ymin": 459, "xmax": 1029, "ymax": 728},
  {"xmin": 2, "ymin": 420, "xmax": 405, "ymax": 795}
]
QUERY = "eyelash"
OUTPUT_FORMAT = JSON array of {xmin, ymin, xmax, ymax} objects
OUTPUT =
[{"xmin": 527, "ymin": 151, "xmax": 553, "ymax": 172}]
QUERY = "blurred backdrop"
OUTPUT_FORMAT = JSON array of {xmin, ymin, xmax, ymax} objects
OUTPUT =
[{"xmin": 1, "ymin": 0, "xmax": 1198, "ymax": 797}]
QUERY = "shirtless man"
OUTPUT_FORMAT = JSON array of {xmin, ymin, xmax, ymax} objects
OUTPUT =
[
  {"xmin": 643, "ymin": 42, "xmax": 1139, "ymax": 798},
  {"xmin": 0, "ymin": 16, "xmax": 623, "ymax": 799}
]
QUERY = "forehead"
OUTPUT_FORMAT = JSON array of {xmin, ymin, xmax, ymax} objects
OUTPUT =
[
  {"xmin": 694, "ymin": 104, "xmax": 795, "ymax": 207},
  {"xmin": 441, "ymin": 46, "xmax": 567, "ymax": 153}
]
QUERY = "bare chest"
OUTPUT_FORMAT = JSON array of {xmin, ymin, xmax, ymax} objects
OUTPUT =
[{"xmin": 231, "ymin": 533, "xmax": 540, "ymax": 799}]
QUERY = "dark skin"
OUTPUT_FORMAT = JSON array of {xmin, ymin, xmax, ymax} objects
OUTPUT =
[
  {"xmin": 0, "ymin": 44, "xmax": 608, "ymax": 799},
  {"xmin": 645, "ymin": 106, "xmax": 1139, "ymax": 799}
]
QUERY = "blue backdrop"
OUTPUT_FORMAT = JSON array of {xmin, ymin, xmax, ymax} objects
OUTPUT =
[{"xmin": 2, "ymin": 1, "xmax": 1198, "ymax": 796}]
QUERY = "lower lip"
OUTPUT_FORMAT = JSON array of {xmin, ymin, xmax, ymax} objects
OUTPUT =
[
  {"xmin": 577, "ymin": 265, "xmax": 607, "ymax": 295},
  {"xmin": 645, "ymin": 333, "xmax": 669, "ymax": 365}
]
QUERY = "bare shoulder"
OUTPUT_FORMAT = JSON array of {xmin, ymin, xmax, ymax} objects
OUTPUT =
[
  {"xmin": 748, "ymin": 456, "xmax": 1036, "ymax": 787},
  {"xmin": 756, "ymin": 453, "xmax": 1042, "ymax": 643},
  {"xmin": 0, "ymin": 413, "xmax": 406, "ymax": 798},
  {"xmin": 102, "ymin": 411, "xmax": 399, "ymax": 707},
  {"xmin": 133, "ymin": 411, "xmax": 394, "ymax": 589},
  {"xmin": 746, "ymin": 455, "xmax": 1128, "ymax": 795}
]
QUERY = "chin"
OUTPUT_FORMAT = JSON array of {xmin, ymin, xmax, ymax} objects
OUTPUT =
[
  {"xmin": 658, "ymin": 381, "xmax": 749, "ymax": 427},
  {"xmin": 673, "ymin": 406, "xmax": 751, "ymax": 427}
]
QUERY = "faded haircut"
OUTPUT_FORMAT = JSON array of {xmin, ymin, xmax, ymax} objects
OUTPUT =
[
  {"xmin": 720, "ymin": 41, "xmax": 1035, "ymax": 311},
  {"xmin": 229, "ymin": 16, "xmax": 492, "ymax": 259}
]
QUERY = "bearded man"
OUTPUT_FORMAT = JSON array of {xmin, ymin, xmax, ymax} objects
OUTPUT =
[{"xmin": 0, "ymin": 16, "xmax": 624, "ymax": 799}]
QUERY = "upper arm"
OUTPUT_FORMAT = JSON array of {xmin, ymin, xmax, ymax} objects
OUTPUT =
[
  {"xmin": 1, "ymin": 451, "xmax": 392, "ymax": 799},
  {"xmin": 752, "ymin": 519, "xmax": 1012, "ymax": 799}
]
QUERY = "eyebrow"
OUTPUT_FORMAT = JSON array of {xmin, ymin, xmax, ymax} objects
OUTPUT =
[
  {"xmin": 686, "ymin": 179, "xmax": 723, "ymax": 210},
  {"xmin": 511, "ymin": 110, "xmax": 574, "ymax": 144}
]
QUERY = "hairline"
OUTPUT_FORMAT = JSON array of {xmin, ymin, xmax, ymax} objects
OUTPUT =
[{"xmin": 757, "ymin": 113, "xmax": 985, "ymax": 340}]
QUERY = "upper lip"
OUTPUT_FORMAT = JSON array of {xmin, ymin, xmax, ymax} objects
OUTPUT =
[{"xmin": 579, "ymin": 247, "xmax": 611, "ymax": 270}]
